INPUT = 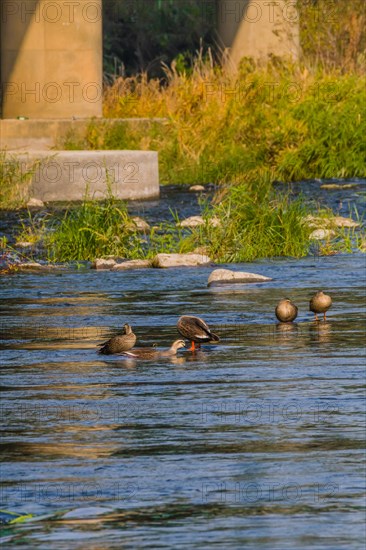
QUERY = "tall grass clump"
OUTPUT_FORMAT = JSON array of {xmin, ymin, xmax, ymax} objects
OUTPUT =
[
  {"xmin": 0, "ymin": 152, "xmax": 37, "ymax": 209},
  {"xmin": 186, "ymin": 172, "xmax": 313, "ymax": 262},
  {"xmin": 45, "ymin": 192, "xmax": 145, "ymax": 262}
]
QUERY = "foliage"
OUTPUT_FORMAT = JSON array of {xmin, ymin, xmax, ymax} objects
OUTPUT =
[
  {"xmin": 184, "ymin": 172, "xmax": 314, "ymax": 262},
  {"xmin": 44, "ymin": 191, "xmax": 145, "ymax": 262},
  {"xmin": 298, "ymin": 0, "xmax": 366, "ymax": 72},
  {"xmin": 0, "ymin": 153, "xmax": 37, "ymax": 209},
  {"xmin": 103, "ymin": 0, "xmax": 214, "ymax": 78},
  {"xmin": 63, "ymin": 59, "xmax": 366, "ymax": 185}
]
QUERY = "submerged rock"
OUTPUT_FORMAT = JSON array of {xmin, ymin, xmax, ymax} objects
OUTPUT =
[
  {"xmin": 189, "ymin": 185, "xmax": 205, "ymax": 192},
  {"xmin": 27, "ymin": 198, "xmax": 45, "ymax": 208},
  {"xmin": 309, "ymin": 229, "xmax": 336, "ymax": 240},
  {"xmin": 152, "ymin": 253, "xmax": 211, "ymax": 268},
  {"xmin": 18, "ymin": 262, "xmax": 57, "ymax": 271},
  {"xmin": 320, "ymin": 183, "xmax": 358, "ymax": 190},
  {"xmin": 208, "ymin": 268, "xmax": 272, "ymax": 286},
  {"xmin": 92, "ymin": 258, "xmax": 116, "ymax": 270},
  {"xmin": 112, "ymin": 260, "xmax": 152, "ymax": 270}
]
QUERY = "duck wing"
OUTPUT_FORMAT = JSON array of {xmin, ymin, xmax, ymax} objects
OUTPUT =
[{"xmin": 177, "ymin": 316, "xmax": 220, "ymax": 342}]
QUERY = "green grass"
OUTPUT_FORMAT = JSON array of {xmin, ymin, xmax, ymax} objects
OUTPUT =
[
  {"xmin": 0, "ymin": 152, "xmax": 38, "ymax": 209},
  {"xmin": 44, "ymin": 194, "xmax": 146, "ymax": 262},
  {"xmin": 11, "ymin": 173, "xmax": 363, "ymax": 264},
  {"xmin": 62, "ymin": 62, "xmax": 366, "ymax": 186}
]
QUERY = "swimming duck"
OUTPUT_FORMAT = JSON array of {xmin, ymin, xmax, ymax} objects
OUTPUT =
[
  {"xmin": 177, "ymin": 315, "xmax": 220, "ymax": 351},
  {"xmin": 122, "ymin": 339, "xmax": 186, "ymax": 359},
  {"xmin": 275, "ymin": 299, "xmax": 298, "ymax": 323},
  {"xmin": 309, "ymin": 291, "xmax": 332, "ymax": 321},
  {"xmin": 98, "ymin": 323, "xmax": 136, "ymax": 354}
]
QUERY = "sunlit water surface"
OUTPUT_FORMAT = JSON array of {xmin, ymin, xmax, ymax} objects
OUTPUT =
[{"xmin": 1, "ymin": 251, "xmax": 365, "ymax": 549}]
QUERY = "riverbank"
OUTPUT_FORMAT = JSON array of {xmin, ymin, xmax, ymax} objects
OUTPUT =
[{"xmin": 0, "ymin": 179, "xmax": 364, "ymax": 271}]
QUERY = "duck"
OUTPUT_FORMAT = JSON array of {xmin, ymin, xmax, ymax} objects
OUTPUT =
[
  {"xmin": 275, "ymin": 299, "xmax": 298, "ymax": 323},
  {"xmin": 98, "ymin": 323, "xmax": 136, "ymax": 354},
  {"xmin": 309, "ymin": 291, "xmax": 332, "ymax": 321},
  {"xmin": 177, "ymin": 315, "xmax": 220, "ymax": 351},
  {"xmin": 122, "ymin": 339, "xmax": 186, "ymax": 359}
]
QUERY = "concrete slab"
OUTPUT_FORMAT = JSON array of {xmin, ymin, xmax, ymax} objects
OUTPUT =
[{"xmin": 11, "ymin": 150, "xmax": 159, "ymax": 201}]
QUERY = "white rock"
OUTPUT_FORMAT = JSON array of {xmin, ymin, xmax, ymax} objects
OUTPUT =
[
  {"xmin": 189, "ymin": 185, "xmax": 205, "ymax": 192},
  {"xmin": 178, "ymin": 215, "xmax": 221, "ymax": 228},
  {"xmin": 112, "ymin": 260, "xmax": 152, "ymax": 270},
  {"xmin": 91, "ymin": 258, "xmax": 116, "ymax": 270},
  {"xmin": 332, "ymin": 216, "xmax": 359, "ymax": 228},
  {"xmin": 210, "ymin": 216, "xmax": 221, "ymax": 227},
  {"xmin": 131, "ymin": 216, "xmax": 150, "ymax": 232},
  {"xmin": 302, "ymin": 215, "xmax": 330, "ymax": 229},
  {"xmin": 208, "ymin": 268, "xmax": 272, "ymax": 286},
  {"xmin": 16, "ymin": 241, "xmax": 34, "ymax": 248},
  {"xmin": 153, "ymin": 253, "xmax": 211, "ymax": 268},
  {"xmin": 178, "ymin": 216, "xmax": 205, "ymax": 228},
  {"xmin": 309, "ymin": 229, "xmax": 336, "ymax": 240},
  {"xmin": 27, "ymin": 198, "xmax": 45, "ymax": 208}
]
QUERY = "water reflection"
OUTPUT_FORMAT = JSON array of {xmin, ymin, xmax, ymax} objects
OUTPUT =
[{"xmin": 0, "ymin": 253, "xmax": 365, "ymax": 548}]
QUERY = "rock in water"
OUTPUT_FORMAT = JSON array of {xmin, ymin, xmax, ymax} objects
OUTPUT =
[
  {"xmin": 153, "ymin": 253, "xmax": 211, "ymax": 268},
  {"xmin": 208, "ymin": 268, "xmax": 272, "ymax": 286}
]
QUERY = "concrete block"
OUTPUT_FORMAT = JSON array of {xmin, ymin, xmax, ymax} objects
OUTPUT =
[{"xmin": 12, "ymin": 150, "xmax": 160, "ymax": 201}]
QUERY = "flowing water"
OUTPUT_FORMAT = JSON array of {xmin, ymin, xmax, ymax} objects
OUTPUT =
[{"xmin": 0, "ymin": 181, "xmax": 365, "ymax": 549}]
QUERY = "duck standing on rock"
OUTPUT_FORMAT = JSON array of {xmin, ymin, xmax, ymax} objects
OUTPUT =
[
  {"xmin": 122, "ymin": 339, "xmax": 186, "ymax": 359},
  {"xmin": 310, "ymin": 291, "xmax": 332, "ymax": 321},
  {"xmin": 275, "ymin": 299, "xmax": 298, "ymax": 323},
  {"xmin": 177, "ymin": 315, "xmax": 220, "ymax": 351},
  {"xmin": 98, "ymin": 323, "xmax": 136, "ymax": 354}
]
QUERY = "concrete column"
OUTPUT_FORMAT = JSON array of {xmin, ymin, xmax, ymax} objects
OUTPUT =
[
  {"xmin": 0, "ymin": 0, "xmax": 102, "ymax": 118},
  {"xmin": 217, "ymin": 0, "xmax": 299, "ymax": 68}
]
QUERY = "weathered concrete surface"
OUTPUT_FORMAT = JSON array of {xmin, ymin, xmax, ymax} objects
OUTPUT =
[
  {"xmin": 12, "ymin": 150, "xmax": 160, "ymax": 201},
  {"xmin": 1, "ymin": 0, "xmax": 102, "ymax": 118},
  {"xmin": 0, "ymin": 118, "xmax": 167, "ymax": 150},
  {"xmin": 217, "ymin": 0, "xmax": 299, "ymax": 68}
]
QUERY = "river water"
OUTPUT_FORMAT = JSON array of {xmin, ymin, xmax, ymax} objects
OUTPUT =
[{"xmin": 0, "ymin": 181, "xmax": 365, "ymax": 548}]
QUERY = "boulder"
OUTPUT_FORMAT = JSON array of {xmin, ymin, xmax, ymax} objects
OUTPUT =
[
  {"xmin": 309, "ymin": 229, "xmax": 336, "ymax": 240},
  {"xmin": 27, "ymin": 198, "xmax": 45, "ymax": 208},
  {"xmin": 112, "ymin": 260, "xmax": 152, "ymax": 270},
  {"xmin": 189, "ymin": 185, "xmax": 205, "ymax": 192},
  {"xmin": 91, "ymin": 258, "xmax": 116, "ymax": 270},
  {"xmin": 208, "ymin": 268, "xmax": 272, "ymax": 286},
  {"xmin": 152, "ymin": 253, "xmax": 211, "ymax": 268}
]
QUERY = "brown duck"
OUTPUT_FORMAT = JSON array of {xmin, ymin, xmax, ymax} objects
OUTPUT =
[
  {"xmin": 309, "ymin": 291, "xmax": 332, "ymax": 321},
  {"xmin": 122, "ymin": 339, "xmax": 186, "ymax": 359},
  {"xmin": 177, "ymin": 315, "xmax": 220, "ymax": 351},
  {"xmin": 98, "ymin": 323, "xmax": 136, "ymax": 354},
  {"xmin": 275, "ymin": 299, "xmax": 298, "ymax": 323}
]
